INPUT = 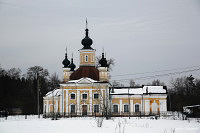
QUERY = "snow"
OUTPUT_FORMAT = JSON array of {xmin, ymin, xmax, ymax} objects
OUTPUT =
[
  {"xmin": 0, "ymin": 116, "xmax": 200, "ymax": 133},
  {"xmin": 60, "ymin": 78, "xmax": 98, "ymax": 87},
  {"xmin": 68, "ymin": 77, "xmax": 97, "ymax": 83},
  {"xmin": 111, "ymin": 86, "xmax": 166, "ymax": 95},
  {"xmin": 45, "ymin": 89, "xmax": 62, "ymax": 97}
]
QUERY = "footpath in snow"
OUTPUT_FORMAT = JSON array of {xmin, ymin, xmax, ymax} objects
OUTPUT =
[{"xmin": 0, "ymin": 116, "xmax": 200, "ymax": 133}]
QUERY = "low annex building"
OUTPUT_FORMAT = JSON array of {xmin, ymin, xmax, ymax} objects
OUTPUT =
[{"xmin": 43, "ymin": 22, "xmax": 167, "ymax": 117}]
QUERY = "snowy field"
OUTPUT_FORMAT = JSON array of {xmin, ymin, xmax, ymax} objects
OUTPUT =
[{"xmin": 0, "ymin": 116, "xmax": 200, "ymax": 133}]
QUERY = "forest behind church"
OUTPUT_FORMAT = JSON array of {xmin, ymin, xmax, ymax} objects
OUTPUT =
[
  {"xmin": 0, "ymin": 65, "xmax": 60, "ymax": 114},
  {"xmin": 0, "ymin": 64, "xmax": 200, "ymax": 114}
]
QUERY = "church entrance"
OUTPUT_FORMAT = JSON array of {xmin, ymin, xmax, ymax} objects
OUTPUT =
[{"xmin": 82, "ymin": 105, "xmax": 87, "ymax": 116}]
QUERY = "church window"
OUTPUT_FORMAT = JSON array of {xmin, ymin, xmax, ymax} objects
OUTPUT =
[
  {"xmin": 82, "ymin": 94, "xmax": 87, "ymax": 99},
  {"xmin": 124, "ymin": 105, "xmax": 129, "ymax": 112},
  {"xmin": 135, "ymin": 104, "xmax": 139, "ymax": 112},
  {"xmin": 70, "ymin": 93, "xmax": 75, "ymax": 99},
  {"xmin": 113, "ymin": 105, "xmax": 118, "ymax": 113},
  {"xmin": 85, "ymin": 55, "xmax": 88, "ymax": 62},
  {"xmin": 94, "ymin": 105, "xmax": 99, "ymax": 113},
  {"xmin": 94, "ymin": 93, "xmax": 99, "ymax": 99},
  {"xmin": 71, "ymin": 105, "xmax": 75, "ymax": 113}
]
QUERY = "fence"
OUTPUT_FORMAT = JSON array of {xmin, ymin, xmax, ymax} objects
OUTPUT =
[
  {"xmin": 0, "ymin": 115, "xmax": 42, "ymax": 122},
  {"xmin": 1, "ymin": 111, "xmax": 194, "ymax": 121},
  {"xmin": 43, "ymin": 111, "xmax": 179, "ymax": 118}
]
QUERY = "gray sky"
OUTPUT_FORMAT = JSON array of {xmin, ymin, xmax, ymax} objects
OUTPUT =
[{"xmin": 1, "ymin": 0, "xmax": 200, "ymax": 86}]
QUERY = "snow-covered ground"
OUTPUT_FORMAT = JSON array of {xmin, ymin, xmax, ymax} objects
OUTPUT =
[{"xmin": 0, "ymin": 116, "xmax": 200, "ymax": 133}]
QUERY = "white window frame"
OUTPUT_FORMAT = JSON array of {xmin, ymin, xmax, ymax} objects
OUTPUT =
[
  {"xmin": 113, "ymin": 104, "xmax": 119, "ymax": 113},
  {"xmin": 94, "ymin": 104, "xmax": 99, "ymax": 113},
  {"xmin": 82, "ymin": 93, "xmax": 88, "ymax": 100},
  {"xmin": 93, "ymin": 93, "xmax": 99, "ymax": 99},
  {"xmin": 70, "ymin": 93, "xmax": 76, "ymax": 100},
  {"xmin": 134, "ymin": 103, "xmax": 140, "ymax": 113},
  {"xmin": 123, "ymin": 104, "xmax": 129, "ymax": 113}
]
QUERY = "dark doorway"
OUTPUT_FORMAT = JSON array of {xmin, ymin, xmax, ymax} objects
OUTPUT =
[{"xmin": 82, "ymin": 105, "xmax": 87, "ymax": 116}]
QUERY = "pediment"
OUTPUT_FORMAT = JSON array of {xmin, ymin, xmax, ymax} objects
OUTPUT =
[{"xmin": 77, "ymin": 78, "xmax": 96, "ymax": 84}]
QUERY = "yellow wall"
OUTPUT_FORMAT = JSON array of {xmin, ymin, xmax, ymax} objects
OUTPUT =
[{"xmin": 80, "ymin": 51, "xmax": 95, "ymax": 65}]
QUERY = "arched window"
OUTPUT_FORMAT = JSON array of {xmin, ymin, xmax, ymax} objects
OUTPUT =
[
  {"xmin": 70, "ymin": 93, "xmax": 76, "ymax": 99},
  {"xmin": 113, "ymin": 105, "xmax": 118, "ymax": 113},
  {"xmin": 85, "ymin": 55, "xmax": 88, "ymax": 62},
  {"xmin": 124, "ymin": 104, "xmax": 129, "ymax": 112}
]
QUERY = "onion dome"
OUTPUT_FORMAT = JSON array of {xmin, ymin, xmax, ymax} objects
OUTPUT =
[
  {"xmin": 69, "ymin": 58, "xmax": 76, "ymax": 71},
  {"xmin": 81, "ymin": 19, "xmax": 93, "ymax": 49},
  {"xmin": 99, "ymin": 53, "xmax": 108, "ymax": 67},
  {"xmin": 81, "ymin": 28, "xmax": 93, "ymax": 49},
  {"xmin": 62, "ymin": 49, "xmax": 70, "ymax": 68}
]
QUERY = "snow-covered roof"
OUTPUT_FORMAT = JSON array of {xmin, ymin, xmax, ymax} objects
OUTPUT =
[
  {"xmin": 110, "ymin": 86, "xmax": 166, "ymax": 95},
  {"xmin": 45, "ymin": 89, "xmax": 63, "ymax": 98},
  {"xmin": 68, "ymin": 77, "xmax": 97, "ymax": 83}
]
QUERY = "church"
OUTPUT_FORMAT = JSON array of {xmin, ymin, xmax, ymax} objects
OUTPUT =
[{"xmin": 43, "ymin": 22, "xmax": 167, "ymax": 117}]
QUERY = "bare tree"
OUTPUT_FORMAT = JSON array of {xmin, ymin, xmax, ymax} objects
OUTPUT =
[
  {"xmin": 151, "ymin": 79, "xmax": 165, "ymax": 86},
  {"xmin": 129, "ymin": 79, "xmax": 135, "ymax": 87},
  {"xmin": 26, "ymin": 66, "xmax": 49, "ymax": 80},
  {"xmin": 7, "ymin": 68, "xmax": 21, "ymax": 79},
  {"xmin": 112, "ymin": 80, "xmax": 124, "ymax": 87},
  {"xmin": 49, "ymin": 72, "xmax": 60, "ymax": 90},
  {"xmin": 96, "ymin": 55, "xmax": 115, "ymax": 71}
]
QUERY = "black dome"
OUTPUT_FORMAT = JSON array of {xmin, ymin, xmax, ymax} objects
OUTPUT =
[
  {"xmin": 69, "ymin": 58, "xmax": 76, "ymax": 71},
  {"xmin": 81, "ymin": 29, "xmax": 93, "ymax": 49},
  {"xmin": 62, "ymin": 53, "xmax": 70, "ymax": 68},
  {"xmin": 99, "ymin": 53, "xmax": 108, "ymax": 67}
]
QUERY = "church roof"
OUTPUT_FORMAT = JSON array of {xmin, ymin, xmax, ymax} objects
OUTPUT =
[
  {"xmin": 45, "ymin": 89, "xmax": 62, "ymax": 97},
  {"xmin": 68, "ymin": 77, "xmax": 97, "ymax": 83},
  {"xmin": 70, "ymin": 66, "xmax": 99, "ymax": 81}
]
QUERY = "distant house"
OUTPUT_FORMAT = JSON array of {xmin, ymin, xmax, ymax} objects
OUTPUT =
[
  {"xmin": 43, "ymin": 22, "xmax": 167, "ymax": 117},
  {"xmin": 110, "ymin": 86, "xmax": 167, "ymax": 116}
]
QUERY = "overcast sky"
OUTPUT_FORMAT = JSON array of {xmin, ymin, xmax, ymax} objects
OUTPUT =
[{"xmin": 1, "ymin": 0, "xmax": 200, "ymax": 85}]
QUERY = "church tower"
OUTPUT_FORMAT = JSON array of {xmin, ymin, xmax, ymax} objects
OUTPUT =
[
  {"xmin": 98, "ymin": 52, "xmax": 109, "ymax": 82},
  {"xmin": 70, "ymin": 20, "xmax": 99, "ymax": 81},
  {"xmin": 62, "ymin": 48, "xmax": 76, "ymax": 82},
  {"xmin": 62, "ymin": 20, "xmax": 109, "ymax": 82},
  {"xmin": 79, "ymin": 20, "xmax": 96, "ymax": 67}
]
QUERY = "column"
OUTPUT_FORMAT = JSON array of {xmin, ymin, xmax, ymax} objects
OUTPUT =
[
  {"xmin": 130, "ymin": 100, "xmax": 133, "ymax": 114},
  {"xmin": 60, "ymin": 94, "xmax": 62, "ymax": 114},
  {"xmin": 77, "ymin": 90, "xmax": 80, "ymax": 115},
  {"xmin": 66, "ymin": 90, "xmax": 68, "ymax": 115},
  {"xmin": 120, "ymin": 99, "xmax": 122, "ymax": 115},
  {"xmin": 89, "ymin": 89, "xmax": 92, "ymax": 115}
]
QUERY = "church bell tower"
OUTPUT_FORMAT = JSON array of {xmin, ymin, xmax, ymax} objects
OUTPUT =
[{"xmin": 79, "ymin": 20, "xmax": 96, "ymax": 66}]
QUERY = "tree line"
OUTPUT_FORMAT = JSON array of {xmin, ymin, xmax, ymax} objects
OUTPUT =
[{"xmin": 0, "ymin": 65, "xmax": 60, "ymax": 114}]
